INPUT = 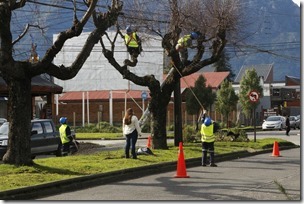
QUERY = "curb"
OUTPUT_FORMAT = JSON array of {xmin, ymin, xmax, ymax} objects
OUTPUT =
[{"xmin": 0, "ymin": 145, "xmax": 298, "ymax": 200}]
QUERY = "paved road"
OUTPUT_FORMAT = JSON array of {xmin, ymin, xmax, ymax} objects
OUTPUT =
[
  {"xmin": 81, "ymin": 129, "xmax": 301, "ymax": 149},
  {"xmin": 39, "ymin": 148, "xmax": 301, "ymax": 201},
  {"xmin": 247, "ymin": 129, "xmax": 301, "ymax": 146}
]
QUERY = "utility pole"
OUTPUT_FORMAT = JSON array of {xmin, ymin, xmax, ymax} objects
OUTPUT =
[
  {"xmin": 170, "ymin": 0, "xmax": 183, "ymax": 146},
  {"xmin": 174, "ymin": 81, "xmax": 183, "ymax": 146}
]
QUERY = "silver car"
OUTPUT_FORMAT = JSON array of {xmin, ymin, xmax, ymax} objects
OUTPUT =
[
  {"xmin": 0, "ymin": 118, "xmax": 7, "ymax": 127},
  {"xmin": 289, "ymin": 116, "xmax": 297, "ymax": 130},
  {"xmin": 262, "ymin": 116, "xmax": 286, "ymax": 131}
]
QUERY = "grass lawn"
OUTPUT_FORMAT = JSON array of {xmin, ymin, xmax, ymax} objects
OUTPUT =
[
  {"xmin": 75, "ymin": 132, "xmax": 123, "ymax": 140},
  {"xmin": 0, "ymin": 138, "xmax": 296, "ymax": 192}
]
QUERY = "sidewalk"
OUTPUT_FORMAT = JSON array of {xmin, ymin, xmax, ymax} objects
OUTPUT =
[{"xmin": 36, "ymin": 147, "xmax": 301, "ymax": 201}]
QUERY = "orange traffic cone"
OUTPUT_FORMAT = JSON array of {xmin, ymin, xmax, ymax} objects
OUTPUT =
[
  {"xmin": 174, "ymin": 142, "xmax": 190, "ymax": 178},
  {"xmin": 271, "ymin": 141, "xmax": 281, "ymax": 157},
  {"xmin": 146, "ymin": 135, "xmax": 152, "ymax": 148}
]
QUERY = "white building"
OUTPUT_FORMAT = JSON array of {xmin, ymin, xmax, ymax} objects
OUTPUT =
[{"xmin": 53, "ymin": 31, "xmax": 164, "ymax": 92}]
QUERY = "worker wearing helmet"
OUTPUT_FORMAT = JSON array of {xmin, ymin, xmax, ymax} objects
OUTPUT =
[
  {"xmin": 59, "ymin": 117, "xmax": 72, "ymax": 156},
  {"xmin": 175, "ymin": 32, "xmax": 199, "ymax": 65},
  {"xmin": 200, "ymin": 111, "xmax": 217, "ymax": 167},
  {"xmin": 124, "ymin": 26, "xmax": 142, "ymax": 67}
]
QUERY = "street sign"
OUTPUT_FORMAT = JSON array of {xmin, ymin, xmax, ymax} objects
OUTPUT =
[
  {"xmin": 248, "ymin": 90, "xmax": 259, "ymax": 103},
  {"xmin": 141, "ymin": 91, "xmax": 148, "ymax": 100}
]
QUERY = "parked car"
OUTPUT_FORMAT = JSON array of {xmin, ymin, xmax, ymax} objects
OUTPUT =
[
  {"xmin": 0, "ymin": 119, "xmax": 62, "ymax": 160},
  {"xmin": 295, "ymin": 115, "xmax": 301, "ymax": 129},
  {"xmin": 289, "ymin": 116, "xmax": 297, "ymax": 130},
  {"xmin": 0, "ymin": 118, "xmax": 7, "ymax": 127},
  {"xmin": 262, "ymin": 116, "xmax": 286, "ymax": 131}
]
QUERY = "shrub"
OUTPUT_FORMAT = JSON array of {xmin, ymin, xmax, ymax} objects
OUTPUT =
[
  {"xmin": 76, "ymin": 122, "xmax": 121, "ymax": 133},
  {"xmin": 183, "ymin": 125, "xmax": 200, "ymax": 143}
]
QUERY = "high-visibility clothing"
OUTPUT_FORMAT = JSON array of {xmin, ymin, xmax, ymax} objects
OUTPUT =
[
  {"xmin": 177, "ymin": 34, "xmax": 191, "ymax": 48},
  {"xmin": 125, "ymin": 32, "xmax": 139, "ymax": 48},
  {"xmin": 201, "ymin": 123, "xmax": 215, "ymax": 143},
  {"xmin": 59, "ymin": 124, "xmax": 70, "ymax": 144}
]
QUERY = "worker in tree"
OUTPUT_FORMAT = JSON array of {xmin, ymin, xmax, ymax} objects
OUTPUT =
[
  {"xmin": 175, "ymin": 32, "xmax": 199, "ymax": 65},
  {"xmin": 124, "ymin": 26, "xmax": 142, "ymax": 67}
]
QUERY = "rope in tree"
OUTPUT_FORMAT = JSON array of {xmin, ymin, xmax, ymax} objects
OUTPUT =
[{"xmin": 170, "ymin": 62, "xmax": 205, "ymax": 111}]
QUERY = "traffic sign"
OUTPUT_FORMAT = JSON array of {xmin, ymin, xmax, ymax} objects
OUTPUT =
[
  {"xmin": 141, "ymin": 91, "xmax": 148, "ymax": 100},
  {"xmin": 248, "ymin": 90, "xmax": 259, "ymax": 103}
]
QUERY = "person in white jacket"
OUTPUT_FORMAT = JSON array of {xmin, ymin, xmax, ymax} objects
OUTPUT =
[{"xmin": 122, "ymin": 108, "xmax": 142, "ymax": 159}]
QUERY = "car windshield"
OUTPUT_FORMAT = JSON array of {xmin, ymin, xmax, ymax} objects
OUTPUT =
[
  {"xmin": 266, "ymin": 116, "xmax": 281, "ymax": 121},
  {"xmin": 0, "ymin": 122, "xmax": 8, "ymax": 135}
]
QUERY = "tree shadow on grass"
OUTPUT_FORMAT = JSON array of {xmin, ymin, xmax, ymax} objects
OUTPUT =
[{"xmin": 33, "ymin": 163, "xmax": 86, "ymax": 176}]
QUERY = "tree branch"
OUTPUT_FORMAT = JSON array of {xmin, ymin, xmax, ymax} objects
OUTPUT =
[
  {"xmin": 40, "ymin": 0, "xmax": 98, "ymax": 66},
  {"xmin": 10, "ymin": 0, "xmax": 26, "ymax": 10},
  {"xmin": 12, "ymin": 24, "xmax": 43, "ymax": 45}
]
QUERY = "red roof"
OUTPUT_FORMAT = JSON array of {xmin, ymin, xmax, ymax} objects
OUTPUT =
[
  {"xmin": 59, "ymin": 72, "xmax": 229, "ymax": 101},
  {"xmin": 59, "ymin": 90, "xmax": 147, "ymax": 102},
  {"xmin": 179, "ymin": 72, "xmax": 230, "ymax": 89}
]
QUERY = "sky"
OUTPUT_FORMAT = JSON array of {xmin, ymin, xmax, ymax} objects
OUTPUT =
[{"xmin": 292, "ymin": 0, "xmax": 301, "ymax": 6}]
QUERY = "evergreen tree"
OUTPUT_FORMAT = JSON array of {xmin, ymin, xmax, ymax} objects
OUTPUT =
[
  {"xmin": 215, "ymin": 79, "xmax": 239, "ymax": 128},
  {"xmin": 239, "ymin": 68, "xmax": 263, "ymax": 125},
  {"xmin": 212, "ymin": 49, "xmax": 235, "ymax": 81},
  {"xmin": 185, "ymin": 75, "xmax": 216, "ymax": 130}
]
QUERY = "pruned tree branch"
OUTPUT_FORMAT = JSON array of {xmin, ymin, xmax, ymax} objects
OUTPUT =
[{"xmin": 40, "ymin": 0, "xmax": 98, "ymax": 66}]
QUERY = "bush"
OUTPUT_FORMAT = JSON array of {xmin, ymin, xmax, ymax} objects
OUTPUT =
[
  {"xmin": 183, "ymin": 125, "xmax": 200, "ymax": 143},
  {"xmin": 167, "ymin": 125, "xmax": 174, "ymax": 131},
  {"xmin": 215, "ymin": 128, "xmax": 249, "ymax": 142},
  {"xmin": 76, "ymin": 122, "xmax": 121, "ymax": 133}
]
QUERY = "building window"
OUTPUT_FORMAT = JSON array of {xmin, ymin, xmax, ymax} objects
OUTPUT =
[{"xmin": 272, "ymin": 89, "xmax": 280, "ymax": 96}]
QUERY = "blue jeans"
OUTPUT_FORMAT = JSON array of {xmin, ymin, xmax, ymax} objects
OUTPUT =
[{"xmin": 125, "ymin": 129, "xmax": 138, "ymax": 158}]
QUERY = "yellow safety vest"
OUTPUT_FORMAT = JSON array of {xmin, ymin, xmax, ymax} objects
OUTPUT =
[
  {"xmin": 201, "ymin": 123, "xmax": 215, "ymax": 143},
  {"xmin": 177, "ymin": 35, "xmax": 191, "ymax": 48},
  {"xmin": 59, "ymin": 124, "xmax": 70, "ymax": 144},
  {"xmin": 125, "ymin": 32, "xmax": 139, "ymax": 48}
]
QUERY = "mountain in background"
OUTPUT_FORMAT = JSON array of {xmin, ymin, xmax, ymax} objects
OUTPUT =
[
  {"xmin": 12, "ymin": 0, "xmax": 300, "ymax": 81},
  {"xmin": 227, "ymin": 0, "xmax": 300, "ymax": 81}
]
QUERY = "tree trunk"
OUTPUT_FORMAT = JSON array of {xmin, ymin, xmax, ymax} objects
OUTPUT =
[
  {"xmin": 2, "ymin": 77, "xmax": 33, "ymax": 166},
  {"xmin": 149, "ymin": 90, "xmax": 171, "ymax": 149},
  {"xmin": 151, "ymin": 107, "xmax": 168, "ymax": 149}
]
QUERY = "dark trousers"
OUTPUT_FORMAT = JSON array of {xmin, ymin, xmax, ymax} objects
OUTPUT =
[
  {"xmin": 125, "ymin": 129, "xmax": 138, "ymax": 158},
  {"xmin": 202, "ymin": 141, "xmax": 215, "ymax": 165},
  {"xmin": 286, "ymin": 126, "xmax": 291, "ymax": 135},
  {"xmin": 127, "ymin": 47, "xmax": 140, "ymax": 59},
  {"xmin": 61, "ymin": 142, "xmax": 70, "ymax": 156}
]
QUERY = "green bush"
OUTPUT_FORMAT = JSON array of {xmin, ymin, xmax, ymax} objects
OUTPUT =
[
  {"xmin": 75, "ymin": 122, "xmax": 121, "ymax": 133},
  {"xmin": 215, "ymin": 128, "xmax": 249, "ymax": 142},
  {"xmin": 167, "ymin": 125, "xmax": 174, "ymax": 131},
  {"xmin": 183, "ymin": 125, "xmax": 200, "ymax": 143}
]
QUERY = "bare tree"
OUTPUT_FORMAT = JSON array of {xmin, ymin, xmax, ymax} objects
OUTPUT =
[
  {"xmin": 1, "ymin": 0, "xmax": 244, "ymax": 165},
  {"xmin": 97, "ymin": 0, "xmax": 244, "ymax": 149},
  {"xmin": 0, "ymin": 0, "xmax": 122, "ymax": 165}
]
